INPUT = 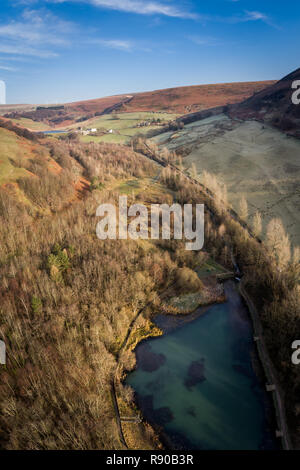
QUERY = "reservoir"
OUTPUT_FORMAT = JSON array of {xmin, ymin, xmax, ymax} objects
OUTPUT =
[
  {"xmin": 42, "ymin": 130, "xmax": 66, "ymax": 134},
  {"xmin": 126, "ymin": 281, "xmax": 277, "ymax": 450}
]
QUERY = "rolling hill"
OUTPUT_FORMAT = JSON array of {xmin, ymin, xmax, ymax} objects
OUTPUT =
[
  {"xmin": 1, "ymin": 94, "xmax": 132, "ymax": 128},
  {"xmin": 229, "ymin": 68, "xmax": 300, "ymax": 137},
  {"xmin": 2, "ymin": 80, "xmax": 275, "ymax": 128},
  {"xmin": 0, "ymin": 119, "xmax": 89, "ymax": 211},
  {"xmin": 151, "ymin": 67, "xmax": 300, "ymax": 247},
  {"xmin": 117, "ymin": 80, "xmax": 275, "ymax": 114}
]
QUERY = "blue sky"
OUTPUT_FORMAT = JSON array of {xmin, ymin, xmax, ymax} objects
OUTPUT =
[{"xmin": 0, "ymin": 0, "xmax": 299, "ymax": 104}]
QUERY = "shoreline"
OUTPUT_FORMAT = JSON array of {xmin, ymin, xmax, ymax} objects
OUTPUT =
[
  {"xmin": 238, "ymin": 281, "xmax": 292, "ymax": 450},
  {"xmin": 121, "ymin": 279, "xmax": 281, "ymax": 450},
  {"xmin": 115, "ymin": 276, "xmax": 226, "ymax": 449}
]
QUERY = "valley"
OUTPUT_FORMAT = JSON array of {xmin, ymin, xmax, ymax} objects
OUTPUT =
[
  {"xmin": 152, "ymin": 115, "xmax": 300, "ymax": 246},
  {"xmin": 0, "ymin": 70, "xmax": 299, "ymax": 451},
  {"xmin": 1, "ymin": 0, "xmax": 299, "ymax": 456}
]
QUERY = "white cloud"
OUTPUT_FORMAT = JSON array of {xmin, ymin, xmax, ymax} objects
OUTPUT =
[
  {"xmin": 0, "ymin": 55, "xmax": 34, "ymax": 62},
  {"xmin": 206, "ymin": 10, "xmax": 277, "ymax": 28},
  {"xmin": 236, "ymin": 10, "xmax": 279, "ymax": 28},
  {"xmin": 0, "ymin": 8, "xmax": 75, "ymax": 60},
  {"xmin": 0, "ymin": 22, "xmax": 67, "ymax": 46},
  {"xmin": 244, "ymin": 11, "xmax": 269, "ymax": 22},
  {"xmin": 88, "ymin": 0, "xmax": 197, "ymax": 18},
  {"xmin": 188, "ymin": 35, "xmax": 218, "ymax": 46},
  {"xmin": 0, "ymin": 64, "xmax": 18, "ymax": 71},
  {"xmin": 21, "ymin": 0, "xmax": 197, "ymax": 19},
  {"xmin": 0, "ymin": 44, "xmax": 58, "ymax": 58},
  {"xmin": 91, "ymin": 38, "xmax": 134, "ymax": 51},
  {"xmin": 0, "ymin": 9, "xmax": 74, "ymax": 45}
]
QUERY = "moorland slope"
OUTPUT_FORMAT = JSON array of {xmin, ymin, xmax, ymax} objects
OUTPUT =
[
  {"xmin": 229, "ymin": 68, "xmax": 300, "ymax": 137},
  {"xmin": 2, "ymin": 80, "xmax": 274, "ymax": 128}
]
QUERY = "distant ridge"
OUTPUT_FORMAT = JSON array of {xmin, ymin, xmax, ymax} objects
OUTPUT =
[
  {"xmin": 115, "ymin": 81, "xmax": 275, "ymax": 114},
  {"xmin": 2, "ymin": 80, "xmax": 275, "ymax": 127}
]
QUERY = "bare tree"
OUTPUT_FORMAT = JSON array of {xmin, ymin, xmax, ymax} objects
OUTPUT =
[
  {"xmin": 239, "ymin": 196, "xmax": 248, "ymax": 221},
  {"xmin": 191, "ymin": 163, "xmax": 198, "ymax": 181},
  {"xmin": 222, "ymin": 184, "xmax": 228, "ymax": 208},
  {"xmin": 293, "ymin": 246, "xmax": 300, "ymax": 264},
  {"xmin": 160, "ymin": 147, "xmax": 170, "ymax": 162},
  {"xmin": 201, "ymin": 170, "xmax": 228, "ymax": 214},
  {"xmin": 252, "ymin": 211, "xmax": 262, "ymax": 237},
  {"xmin": 266, "ymin": 218, "xmax": 291, "ymax": 268}
]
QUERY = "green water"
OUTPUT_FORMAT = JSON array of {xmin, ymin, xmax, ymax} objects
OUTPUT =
[{"xmin": 126, "ymin": 281, "xmax": 276, "ymax": 450}]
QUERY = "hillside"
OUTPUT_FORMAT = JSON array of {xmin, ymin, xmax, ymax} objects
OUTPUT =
[
  {"xmin": 0, "ymin": 119, "xmax": 55, "ymax": 185},
  {"xmin": 117, "ymin": 81, "xmax": 275, "ymax": 114},
  {"xmin": 2, "ymin": 95, "xmax": 132, "ymax": 128},
  {"xmin": 150, "ymin": 68, "xmax": 300, "ymax": 247},
  {"xmin": 0, "ymin": 116, "xmax": 299, "ymax": 450},
  {"xmin": 0, "ymin": 104, "xmax": 36, "ymax": 115},
  {"xmin": 0, "ymin": 122, "xmax": 212, "ymax": 450},
  {"xmin": 0, "ymin": 119, "xmax": 88, "ymax": 211},
  {"xmin": 2, "ymin": 81, "xmax": 274, "ymax": 128},
  {"xmin": 229, "ymin": 68, "xmax": 300, "ymax": 137}
]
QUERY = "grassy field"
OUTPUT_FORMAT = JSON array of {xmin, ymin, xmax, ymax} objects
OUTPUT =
[
  {"xmin": 196, "ymin": 258, "xmax": 228, "ymax": 278},
  {"xmin": 10, "ymin": 117, "xmax": 51, "ymax": 132},
  {"xmin": 153, "ymin": 116, "xmax": 300, "ymax": 246},
  {"xmin": 8, "ymin": 111, "xmax": 179, "ymax": 144},
  {"xmin": 0, "ymin": 127, "xmax": 33, "ymax": 184},
  {"xmin": 81, "ymin": 133, "xmax": 127, "ymax": 144},
  {"xmin": 78, "ymin": 112, "xmax": 178, "ymax": 144}
]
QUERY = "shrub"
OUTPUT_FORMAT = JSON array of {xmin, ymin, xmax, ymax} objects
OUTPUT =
[
  {"xmin": 31, "ymin": 296, "xmax": 42, "ymax": 315},
  {"xmin": 175, "ymin": 267, "xmax": 203, "ymax": 294},
  {"xmin": 90, "ymin": 177, "xmax": 105, "ymax": 191},
  {"xmin": 47, "ymin": 244, "xmax": 70, "ymax": 282}
]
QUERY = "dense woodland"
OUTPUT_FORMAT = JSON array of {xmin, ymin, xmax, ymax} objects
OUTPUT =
[
  {"xmin": 0, "ymin": 130, "xmax": 299, "ymax": 449},
  {"xmin": 0, "ymin": 135, "xmax": 210, "ymax": 449}
]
